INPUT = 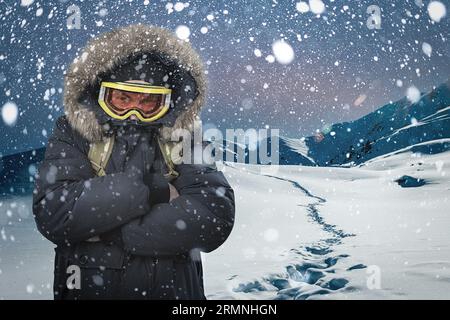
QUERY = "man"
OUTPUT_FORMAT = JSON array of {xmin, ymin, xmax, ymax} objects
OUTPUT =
[{"xmin": 32, "ymin": 24, "xmax": 235, "ymax": 300}]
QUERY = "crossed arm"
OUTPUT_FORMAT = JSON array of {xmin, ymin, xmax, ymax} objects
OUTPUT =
[{"xmin": 120, "ymin": 164, "xmax": 235, "ymax": 256}]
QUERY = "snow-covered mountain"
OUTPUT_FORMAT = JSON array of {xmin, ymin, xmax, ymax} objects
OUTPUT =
[
  {"xmin": 223, "ymin": 80, "xmax": 450, "ymax": 166},
  {"xmin": 302, "ymin": 79, "xmax": 450, "ymax": 166},
  {"xmin": 204, "ymin": 150, "xmax": 450, "ymax": 299}
]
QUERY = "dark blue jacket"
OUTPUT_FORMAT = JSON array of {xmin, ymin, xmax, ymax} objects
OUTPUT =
[{"xmin": 32, "ymin": 116, "xmax": 235, "ymax": 300}]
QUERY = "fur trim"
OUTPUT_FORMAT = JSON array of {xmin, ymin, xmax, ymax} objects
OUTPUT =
[{"xmin": 63, "ymin": 24, "xmax": 207, "ymax": 143}]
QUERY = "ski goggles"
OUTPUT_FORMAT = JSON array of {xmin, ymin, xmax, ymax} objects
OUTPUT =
[{"xmin": 98, "ymin": 81, "xmax": 172, "ymax": 122}]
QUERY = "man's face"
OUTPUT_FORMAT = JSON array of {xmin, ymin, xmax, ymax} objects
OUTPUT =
[
  {"xmin": 103, "ymin": 79, "xmax": 168, "ymax": 121},
  {"xmin": 109, "ymin": 89, "xmax": 162, "ymax": 114}
]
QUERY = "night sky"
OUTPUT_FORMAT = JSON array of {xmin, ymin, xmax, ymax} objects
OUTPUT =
[{"xmin": 0, "ymin": 0, "xmax": 449, "ymax": 156}]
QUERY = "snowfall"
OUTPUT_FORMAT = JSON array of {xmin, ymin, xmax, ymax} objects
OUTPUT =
[{"xmin": 0, "ymin": 145, "xmax": 449, "ymax": 300}]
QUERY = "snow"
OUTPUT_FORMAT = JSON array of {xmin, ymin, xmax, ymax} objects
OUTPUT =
[
  {"xmin": 0, "ymin": 148, "xmax": 450, "ymax": 299},
  {"xmin": 427, "ymin": 1, "xmax": 447, "ymax": 22},
  {"xmin": 309, "ymin": 0, "xmax": 326, "ymax": 15},
  {"xmin": 265, "ymin": 55, "xmax": 275, "ymax": 63},
  {"xmin": 272, "ymin": 40, "xmax": 295, "ymax": 65},
  {"xmin": 175, "ymin": 25, "xmax": 190, "ymax": 41},
  {"xmin": 98, "ymin": 8, "xmax": 108, "ymax": 17},
  {"xmin": 0, "ymin": 197, "xmax": 54, "ymax": 299},
  {"xmin": 2, "ymin": 102, "xmax": 18, "ymax": 126},
  {"xmin": 283, "ymin": 137, "xmax": 316, "ymax": 165},
  {"xmin": 4, "ymin": 149, "xmax": 448, "ymax": 299},
  {"xmin": 253, "ymin": 49, "xmax": 262, "ymax": 57},
  {"xmin": 0, "ymin": 0, "xmax": 449, "ymax": 300},
  {"xmin": 20, "ymin": 0, "xmax": 34, "ymax": 7},
  {"xmin": 296, "ymin": 2, "xmax": 310, "ymax": 14},
  {"xmin": 165, "ymin": 3, "xmax": 174, "ymax": 14},
  {"xmin": 174, "ymin": 2, "xmax": 187, "ymax": 12},
  {"xmin": 203, "ymin": 149, "xmax": 450, "ymax": 299},
  {"xmin": 406, "ymin": 85, "xmax": 421, "ymax": 103},
  {"xmin": 1, "ymin": 0, "xmax": 448, "ymax": 158}
]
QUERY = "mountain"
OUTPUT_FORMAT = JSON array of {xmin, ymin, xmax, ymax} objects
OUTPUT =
[
  {"xmin": 0, "ymin": 147, "xmax": 45, "ymax": 197},
  {"xmin": 293, "ymin": 79, "xmax": 450, "ymax": 166},
  {"xmin": 222, "ymin": 79, "xmax": 450, "ymax": 166},
  {"xmin": 1, "ymin": 80, "xmax": 449, "ymax": 196},
  {"xmin": 217, "ymin": 136, "xmax": 317, "ymax": 166}
]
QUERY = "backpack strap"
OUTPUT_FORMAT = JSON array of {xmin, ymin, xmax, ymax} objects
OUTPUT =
[
  {"xmin": 88, "ymin": 134, "xmax": 179, "ymax": 181},
  {"xmin": 88, "ymin": 136, "xmax": 115, "ymax": 177},
  {"xmin": 156, "ymin": 136, "xmax": 180, "ymax": 181}
]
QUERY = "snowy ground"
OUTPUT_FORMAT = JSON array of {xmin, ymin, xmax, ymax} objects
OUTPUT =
[
  {"xmin": 0, "ymin": 197, "xmax": 54, "ymax": 299},
  {"xmin": 203, "ymin": 149, "xmax": 450, "ymax": 300},
  {"xmin": 1, "ymin": 149, "xmax": 449, "ymax": 299}
]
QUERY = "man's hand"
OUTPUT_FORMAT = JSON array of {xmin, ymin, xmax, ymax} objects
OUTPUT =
[{"xmin": 169, "ymin": 183, "xmax": 179, "ymax": 201}]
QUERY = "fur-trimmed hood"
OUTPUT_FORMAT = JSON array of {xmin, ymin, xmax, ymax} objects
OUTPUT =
[{"xmin": 63, "ymin": 24, "xmax": 207, "ymax": 143}]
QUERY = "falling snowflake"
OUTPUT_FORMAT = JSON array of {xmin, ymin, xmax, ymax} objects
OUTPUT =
[
  {"xmin": 427, "ymin": 1, "xmax": 446, "ymax": 22},
  {"xmin": 309, "ymin": 0, "xmax": 325, "ymax": 15},
  {"xmin": 422, "ymin": 42, "xmax": 432, "ymax": 57},
  {"xmin": 2, "ymin": 102, "xmax": 18, "ymax": 126},
  {"xmin": 406, "ymin": 86, "xmax": 421, "ymax": 103},
  {"xmin": 175, "ymin": 25, "xmax": 190, "ymax": 41},
  {"xmin": 272, "ymin": 40, "xmax": 294, "ymax": 65},
  {"xmin": 296, "ymin": 2, "xmax": 310, "ymax": 13}
]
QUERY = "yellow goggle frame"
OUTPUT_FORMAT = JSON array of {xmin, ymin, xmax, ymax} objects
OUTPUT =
[{"xmin": 98, "ymin": 81, "xmax": 172, "ymax": 122}]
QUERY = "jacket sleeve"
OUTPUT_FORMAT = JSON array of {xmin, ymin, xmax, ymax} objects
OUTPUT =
[
  {"xmin": 120, "ymin": 163, "xmax": 235, "ymax": 256},
  {"xmin": 32, "ymin": 116, "xmax": 151, "ymax": 245}
]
